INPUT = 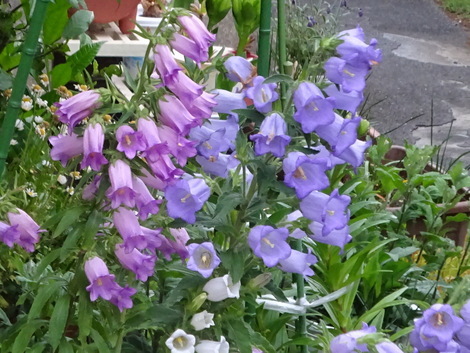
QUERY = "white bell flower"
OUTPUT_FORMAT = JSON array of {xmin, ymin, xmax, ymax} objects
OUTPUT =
[
  {"xmin": 190, "ymin": 310, "xmax": 215, "ymax": 331},
  {"xmin": 165, "ymin": 329, "xmax": 196, "ymax": 353},
  {"xmin": 195, "ymin": 336, "xmax": 229, "ymax": 353},
  {"xmin": 203, "ymin": 274, "xmax": 241, "ymax": 302}
]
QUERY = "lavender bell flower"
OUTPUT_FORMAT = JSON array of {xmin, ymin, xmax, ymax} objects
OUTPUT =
[
  {"xmin": 293, "ymin": 82, "xmax": 336, "ymax": 133},
  {"xmin": 84, "ymin": 257, "xmax": 121, "ymax": 301},
  {"xmin": 311, "ymin": 145, "xmax": 345, "ymax": 169},
  {"xmin": 458, "ymin": 300, "xmax": 470, "ymax": 348},
  {"xmin": 250, "ymin": 113, "xmax": 291, "ymax": 158},
  {"xmin": 115, "ymin": 244, "xmax": 156, "ymax": 282},
  {"xmin": 339, "ymin": 26, "xmax": 365, "ymax": 41},
  {"xmin": 245, "ymin": 76, "xmax": 279, "ymax": 113},
  {"xmin": 187, "ymin": 242, "xmax": 221, "ymax": 278},
  {"xmin": 167, "ymin": 71, "xmax": 204, "ymax": 105},
  {"xmin": 81, "ymin": 123, "xmax": 108, "ymax": 171},
  {"xmin": 137, "ymin": 118, "xmax": 169, "ymax": 163},
  {"xmin": 0, "ymin": 221, "xmax": 19, "ymax": 248},
  {"xmin": 308, "ymin": 222, "xmax": 352, "ymax": 249},
  {"xmin": 224, "ymin": 56, "xmax": 256, "ymax": 84},
  {"xmin": 165, "ymin": 177, "xmax": 211, "ymax": 224},
  {"xmin": 147, "ymin": 153, "xmax": 184, "ymax": 183},
  {"xmin": 283, "ymin": 151, "xmax": 330, "ymax": 198},
  {"xmin": 324, "ymin": 57, "xmax": 370, "ymax": 93},
  {"xmin": 324, "ymin": 84, "xmax": 364, "ymax": 113},
  {"xmin": 49, "ymin": 133, "xmax": 83, "ymax": 167},
  {"xmin": 55, "ymin": 90, "xmax": 100, "ymax": 131},
  {"xmin": 83, "ymin": 174, "xmax": 102, "ymax": 200},
  {"xmin": 170, "ymin": 32, "xmax": 209, "ymax": 63},
  {"xmin": 330, "ymin": 323, "xmax": 376, "ymax": 353},
  {"xmin": 106, "ymin": 160, "xmax": 137, "ymax": 209},
  {"xmin": 140, "ymin": 167, "xmax": 167, "ymax": 191},
  {"xmin": 335, "ymin": 139, "xmax": 372, "ymax": 168},
  {"xmin": 159, "ymin": 95, "xmax": 201, "ymax": 135},
  {"xmin": 300, "ymin": 189, "xmax": 351, "ymax": 236},
  {"xmin": 157, "ymin": 125, "xmax": 196, "ymax": 166},
  {"xmin": 376, "ymin": 342, "xmax": 405, "ymax": 353},
  {"xmin": 116, "ymin": 125, "xmax": 146, "ymax": 159},
  {"xmin": 132, "ymin": 176, "xmax": 162, "ymax": 220},
  {"xmin": 185, "ymin": 91, "xmax": 217, "ymax": 120},
  {"xmin": 113, "ymin": 208, "xmax": 148, "ymax": 252},
  {"xmin": 278, "ymin": 249, "xmax": 317, "ymax": 276},
  {"xmin": 248, "ymin": 225, "xmax": 292, "ymax": 267},
  {"xmin": 169, "ymin": 228, "xmax": 190, "ymax": 260},
  {"xmin": 212, "ymin": 89, "xmax": 247, "ymax": 116},
  {"xmin": 196, "ymin": 153, "xmax": 240, "ymax": 178},
  {"xmin": 7, "ymin": 208, "xmax": 44, "ymax": 252},
  {"xmin": 153, "ymin": 44, "xmax": 182, "ymax": 86},
  {"xmin": 315, "ymin": 115, "xmax": 361, "ymax": 155},
  {"xmin": 337, "ymin": 35, "xmax": 382, "ymax": 66},
  {"xmin": 177, "ymin": 14, "xmax": 216, "ymax": 53},
  {"xmin": 109, "ymin": 286, "xmax": 137, "ymax": 312}
]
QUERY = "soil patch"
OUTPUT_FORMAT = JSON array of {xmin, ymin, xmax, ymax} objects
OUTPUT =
[{"xmin": 435, "ymin": 0, "xmax": 470, "ymax": 32}]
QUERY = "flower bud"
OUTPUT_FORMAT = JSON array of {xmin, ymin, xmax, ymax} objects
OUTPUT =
[
  {"xmin": 187, "ymin": 292, "xmax": 208, "ymax": 313},
  {"xmin": 248, "ymin": 273, "xmax": 272, "ymax": 290}
]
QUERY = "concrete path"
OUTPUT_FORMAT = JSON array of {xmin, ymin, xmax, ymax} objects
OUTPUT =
[{"xmin": 340, "ymin": 0, "xmax": 470, "ymax": 165}]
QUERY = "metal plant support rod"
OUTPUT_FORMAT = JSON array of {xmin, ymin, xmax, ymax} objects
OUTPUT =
[
  {"xmin": 0, "ymin": 0, "xmax": 52, "ymax": 180},
  {"xmin": 277, "ymin": 0, "xmax": 287, "ymax": 110},
  {"xmin": 257, "ymin": 0, "xmax": 272, "ymax": 77}
]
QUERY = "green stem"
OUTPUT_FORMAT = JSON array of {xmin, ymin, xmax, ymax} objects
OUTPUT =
[
  {"xmin": 457, "ymin": 240, "xmax": 470, "ymax": 277},
  {"xmin": 236, "ymin": 35, "xmax": 249, "ymax": 56},
  {"xmin": 294, "ymin": 239, "xmax": 307, "ymax": 353},
  {"xmin": 277, "ymin": 0, "xmax": 287, "ymax": 110},
  {"xmin": 257, "ymin": 0, "xmax": 271, "ymax": 76},
  {"xmin": 114, "ymin": 311, "xmax": 127, "ymax": 353},
  {"xmin": 0, "ymin": 0, "xmax": 52, "ymax": 181}
]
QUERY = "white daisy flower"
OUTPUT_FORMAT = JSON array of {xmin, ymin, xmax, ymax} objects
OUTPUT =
[
  {"xmin": 15, "ymin": 119, "xmax": 24, "ymax": 131},
  {"xmin": 21, "ymin": 96, "xmax": 33, "ymax": 111},
  {"xmin": 57, "ymin": 175, "xmax": 67, "ymax": 185},
  {"xmin": 25, "ymin": 188, "xmax": 38, "ymax": 197},
  {"xmin": 66, "ymin": 186, "xmax": 75, "ymax": 196},
  {"xmin": 10, "ymin": 139, "xmax": 18, "ymax": 146}
]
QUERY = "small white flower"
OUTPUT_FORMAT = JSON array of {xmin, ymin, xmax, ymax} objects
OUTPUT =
[
  {"xmin": 33, "ymin": 116, "xmax": 44, "ymax": 124},
  {"xmin": 15, "ymin": 119, "xmax": 24, "ymax": 131},
  {"xmin": 203, "ymin": 275, "xmax": 241, "ymax": 302},
  {"xmin": 36, "ymin": 97, "xmax": 48, "ymax": 107},
  {"xmin": 41, "ymin": 160, "xmax": 51, "ymax": 167},
  {"xmin": 25, "ymin": 188, "xmax": 38, "ymax": 197},
  {"xmin": 21, "ymin": 95, "xmax": 33, "ymax": 111},
  {"xmin": 35, "ymin": 125, "xmax": 46, "ymax": 139},
  {"xmin": 66, "ymin": 186, "xmax": 75, "ymax": 196},
  {"xmin": 25, "ymin": 116, "xmax": 33, "ymax": 123},
  {"xmin": 195, "ymin": 336, "xmax": 229, "ymax": 353},
  {"xmin": 69, "ymin": 171, "xmax": 81, "ymax": 180},
  {"xmin": 165, "ymin": 329, "xmax": 196, "ymax": 353},
  {"xmin": 57, "ymin": 175, "xmax": 67, "ymax": 185},
  {"xmin": 31, "ymin": 84, "xmax": 45, "ymax": 96},
  {"xmin": 74, "ymin": 84, "xmax": 88, "ymax": 92},
  {"xmin": 10, "ymin": 139, "xmax": 18, "ymax": 146},
  {"xmin": 39, "ymin": 73, "xmax": 49, "ymax": 86},
  {"xmin": 190, "ymin": 311, "xmax": 215, "ymax": 331}
]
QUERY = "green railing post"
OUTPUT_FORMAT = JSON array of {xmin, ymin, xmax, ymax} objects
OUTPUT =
[
  {"xmin": 257, "ymin": 0, "xmax": 271, "ymax": 76},
  {"xmin": 277, "ymin": 0, "xmax": 287, "ymax": 109},
  {"xmin": 0, "ymin": 0, "xmax": 52, "ymax": 181}
]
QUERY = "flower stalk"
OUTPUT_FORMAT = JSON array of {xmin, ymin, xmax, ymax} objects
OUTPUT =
[
  {"xmin": 0, "ymin": 0, "xmax": 52, "ymax": 180},
  {"xmin": 257, "ymin": 0, "xmax": 272, "ymax": 76}
]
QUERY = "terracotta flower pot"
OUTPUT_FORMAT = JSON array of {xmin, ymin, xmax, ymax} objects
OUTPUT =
[{"xmin": 85, "ymin": 0, "xmax": 141, "ymax": 34}]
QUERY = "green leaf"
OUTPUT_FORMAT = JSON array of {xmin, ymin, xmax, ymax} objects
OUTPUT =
[
  {"xmin": 63, "ymin": 10, "xmax": 94, "ymax": 39},
  {"xmin": 35, "ymin": 249, "xmax": 61, "ymax": 278},
  {"xmin": 386, "ymin": 246, "xmax": 420, "ymax": 262},
  {"xmin": 50, "ymin": 63, "xmax": 73, "ymax": 88},
  {"xmin": 227, "ymin": 318, "xmax": 276, "ymax": 353},
  {"xmin": 28, "ymin": 282, "xmax": 62, "ymax": 321},
  {"xmin": 48, "ymin": 295, "xmax": 71, "ymax": 350},
  {"xmin": 0, "ymin": 308, "xmax": 11, "ymax": 326},
  {"xmin": 68, "ymin": 42, "xmax": 103, "ymax": 75},
  {"xmin": 53, "ymin": 207, "xmax": 85, "ymax": 238},
  {"xmin": 78, "ymin": 289, "xmax": 93, "ymax": 340},
  {"xmin": 58, "ymin": 339, "xmax": 74, "ymax": 353},
  {"xmin": 263, "ymin": 74, "xmax": 294, "ymax": 85},
  {"xmin": 219, "ymin": 250, "xmax": 245, "ymax": 283},
  {"xmin": 0, "ymin": 68, "xmax": 12, "ymax": 90},
  {"xmin": 90, "ymin": 329, "xmax": 111, "ymax": 353},
  {"xmin": 82, "ymin": 210, "xmax": 104, "ymax": 249},
  {"xmin": 43, "ymin": 0, "xmax": 70, "ymax": 44},
  {"xmin": 446, "ymin": 213, "xmax": 470, "ymax": 222},
  {"xmin": 12, "ymin": 320, "xmax": 43, "ymax": 353}
]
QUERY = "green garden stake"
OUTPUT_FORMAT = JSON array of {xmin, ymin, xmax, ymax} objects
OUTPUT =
[
  {"xmin": 0, "ymin": 0, "xmax": 52, "ymax": 181},
  {"xmin": 277, "ymin": 0, "xmax": 287, "ymax": 110},
  {"xmin": 257, "ymin": 0, "xmax": 272, "ymax": 76}
]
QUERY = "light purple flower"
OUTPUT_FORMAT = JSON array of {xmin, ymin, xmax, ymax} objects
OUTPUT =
[
  {"xmin": 178, "ymin": 14, "xmax": 216, "ymax": 53},
  {"xmin": 167, "ymin": 71, "xmax": 204, "ymax": 105},
  {"xmin": 169, "ymin": 228, "xmax": 190, "ymax": 260},
  {"xmin": 278, "ymin": 249, "xmax": 317, "ymax": 276},
  {"xmin": 212, "ymin": 89, "xmax": 247, "ymax": 116},
  {"xmin": 293, "ymin": 82, "xmax": 336, "ymax": 133},
  {"xmin": 250, "ymin": 113, "xmax": 291, "ymax": 158},
  {"xmin": 109, "ymin": 286, "xmax": 137, "ymax": 312},
  {"xmin": 49, "ymin": 133, "xmax": 83, "ymax": 167},
  {"xmin": 147, "ymin": 153, "xmax": 184, "ymax": 183},
  {"xmin": 55, "ymin": 90, "xmax": 100, "ymax": 131},
  {"xmin": 187, "ymin": 242, "xmax": 221, "ymax": 278},
  {"xmin": 224, "ymin": 56, "xmax": 256, "ymax": 84},
  {"xmin": 337, "ymin": 36, "xmax": 382, "ymax": 66},
  {"xmin": 324, "ymin": 84, "xmax": 364, "ymax": 113},
  {"xmin": 106, "ymin": 160, "xmax": 137, "ymax": 209},
  {"xmin": 245, "ymin": 76, "xmax": 279, "ymax": 113},
  {"xmin": 140, "ymin": 168, "xmax": 167, "ymax": 191},
  {"xmin": 283, "ymin": 151, "xmax": 330, "ymax": 198},
  {"xmin": 159, "ymin": 95, "xmax": 201, "ymax": 135},
  {"xmin": 153, "ymin": 44, "xmax": 182, "ymax": 86},
  {"xmin": 461, "ymin": 300, "xmax": 470, "ymax": 322},
  {"xmin": 300, "ymin": 189, "xmax": 351, "ymax": 236},
  {"xmin": 335, "ymin": 139, "xmax": 372, "ymax": 168},
  {"xmin": 132, "ymin": 176, "xmax": 162, "ymax": 220},
  {"xmin": 376, "ymin": 342, "xmax": 405, "ymax": 353},
  {"xmin": 165, "ymin": 177, "xmax": 211, "ymax": 224},
  {"xmin": 330, "ymin": 323, "xmax": 376, "ymax": 353},
  {"xmin": 315, "ymin": 115, "xmax": 361, "ymax": 155},
  {"xmin": 7, "ymin": 209, "xmax": 44, "ymax": 252},
  {"xmin": 190, "ymin": 116, "xmax": 239, "ymax": 157},
  {"xmin": 85, "ymin": 257, "xmax": 121, "ymax": 301},
  {"xmin": 0, "ymin": 221, "xmax": 19, "ymax": 248},
  {"xmin": 115, "ymin": 244, "xmax": 156, "ymax": 281},
  {"xmin": 137, "ymin": 118, "xmax": 169, "ymax": 163},
  {"xmin": 308, "ymin": 222, "xmax": 352, "ymax": 249},
  {"xmin": 113, "ymin": 208, "xmax": 148, "ymax": 252},
  {"xmin": 116, "ymin": 125, "xmax": 146, "ymax": 159},
  {"xmin": 338, "ymin": 26, "xmax": 365, "ymax": 42},
  {"xmin": 185, "ymin": 91, "xmax": 217, "ymax": 120},
  {"xmin": 157, "ymin": 125, "xmax": 196, "ymax": 167},
  {"xmin": 81, "ymin": 123, "xmax": 108, "ymax": 171},
  {"xmin": 196, "ymin": 153, "xmax": 240, "ymax": 178},
  {"xmin": 248, "ymin": 225, "xmax": 292, "ymax": 267},
  {"xmin": 170, "ymin": 32, "xmax": 208, "ymax": 63},
  {"xmin": 324, "ymin": 57, "xmax": 369, "ymax": 93},
  {"xmin": 83, "ymin": 174, "xmax": 102, "ymax": 200}
]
